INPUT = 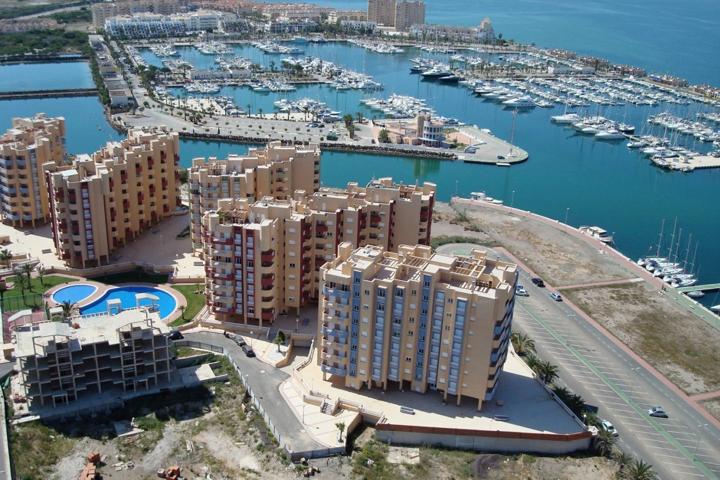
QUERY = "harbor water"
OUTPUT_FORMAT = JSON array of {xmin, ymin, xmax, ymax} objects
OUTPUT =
[
  {"xmin": 1, "ymin": 41, "xmax": 719, "ymax": 305},
  {"xmin": 0, "ymin": 62, "xmax": 94, "ymax": 92}
]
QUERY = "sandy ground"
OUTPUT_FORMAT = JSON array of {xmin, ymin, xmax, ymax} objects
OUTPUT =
[
  {"xmin": 563, "ymin": 283, "xmax": 720, "ymax": 394},
  {"xmin": 472, "ymin": 454, "xmax": 618, "ymax": 480},
  {"xmin": 702, "ymin": 400, "xmax": 720, "ymax": 422},
  {"xmin": 433, "ymin": 202, "xmax": 632, "ymax": 286}
]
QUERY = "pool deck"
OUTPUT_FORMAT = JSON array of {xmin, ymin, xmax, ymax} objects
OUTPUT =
[{"xmin": 44, "ymin": 281, "xmax": 186, "ymax": 325}]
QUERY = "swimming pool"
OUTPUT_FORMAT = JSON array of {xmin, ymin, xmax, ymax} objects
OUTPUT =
[
  {"xmin": 52, "ymin": 284, "xmax": 98, "ymax": 304},
  {"xmin": 79, "ymin": 285, "xmax": 178, "ymax": 320}
]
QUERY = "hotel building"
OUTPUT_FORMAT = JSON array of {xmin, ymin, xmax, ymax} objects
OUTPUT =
[
  {"xmin": 0, "ymin": 114, "xmax": 66, "ymax": 227},
  {"xmin": 317, "ymin": 243, "xmax": 518, "ymax": 409},
  {"xmin": 46, "ymin": 129, "xmax": 180, "ymax": 268},
  {"xmin": 394, "ymin": 0, "xmax": 425, "ymax": 31},
  {"xmin": 367, "ymin": 0, "xmax": 396, "ymax": 27},
  {"xmin": 15, "ymin": 308, "xmax": 171, "ymax": 410},
  {"xmin": 189, "ymin": 142, "xmax": 321, "ymax": 251},
  {"xmin": 201, "ymin": 178, "xmax": 436, "ymax": 325}
]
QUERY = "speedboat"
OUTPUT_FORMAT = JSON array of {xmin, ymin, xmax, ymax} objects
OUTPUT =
[
  {"xmin": 711, "ymin": 305, "xmax": 720, "ymax": 313},
  {"xmin": 502, "ymin": 96, "xmax": 535, "ymax": 108},
  {"xmin": 686, "ymin": 291, "xmax": 704, "ymax": 299}
]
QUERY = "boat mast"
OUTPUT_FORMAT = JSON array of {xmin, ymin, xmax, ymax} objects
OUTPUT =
[
  {"xmin": 666, "ymin": 217, "xmax": 678, "ymax": 259},
  {"xmin": 655, "ymin": 218, "xmax": 665, "ymax": 257},
  {"xmin": 683, "ymin": 234, "xmax": 692, "ymax": 269},
  {"xmin": 689, "ymin": 243, "xmax": 699, "ymax": 275},
  {"xmin": 672, "ymin": 228, "xmax": 683, "ymax": 262}
]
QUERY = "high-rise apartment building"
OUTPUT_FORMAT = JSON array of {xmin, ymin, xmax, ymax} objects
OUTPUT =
[
  {"xmin": 15, "ymin": 308, "xmax": 171, "ymax": 410},
  {"xmin": 201, "ymin": 179, "xmax": 436, "ymax": 325},
  {"xmin": 0, "ymin": 114, "xmax": 66, "ymax": 227},
  {"xmin": 189, "ymin": 142, "xmax": 321, "ymax": 251},
  {"xmin": 45, "ymin": 129, "xmax": 180, "ymax": 268},
  {"xmin": 318, "ymin": 243, "xmax": 518, "ymax": 409},
  {"xmin": 367, "ymin": 0, "xmax": 396, "ymax": 27},
  {"xmin": 394, "ymin": 0, "xmax": 425, "ymax": 31}
]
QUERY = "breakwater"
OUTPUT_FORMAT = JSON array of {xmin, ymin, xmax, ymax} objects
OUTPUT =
[{"xmin": 0, "ymin": 88, "xmax": 97, "ymax": 101}]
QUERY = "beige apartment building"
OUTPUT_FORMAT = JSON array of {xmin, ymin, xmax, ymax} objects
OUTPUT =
[
  {"xmin": 189, "ymin": 142, "xmax": 320, "ymax": 251},
  {"xmin": 318, "ymin": 243, "xmax": 518, "ymax": 409},
  {"xmin": 0, "ymin": 114, "xmax": 66, "ymax": 227},
  {"xmin": 91, "ymin": 0, "xmax": 189, "ymax": 28},
  {"xmin": 46, "ymin": 129, "xmax": 180, "ymax": 268},
  {"xmin": 367, "ymin": 0, "xmax": 396, "ymax": 27},
  {"xmin": 15, "ymin": 308, "xmax": 171, "ymax": 410},
  {"xmin": 201, "ymin": 178, "xmax": 436, "ymax": 325},
  {"xmin": 394, "ymin": 0, "xmax": 425, "ymax": 31}
]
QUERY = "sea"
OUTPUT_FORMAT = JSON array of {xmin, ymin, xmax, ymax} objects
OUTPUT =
[{"xmin": 0, "ymin": 3, "xmax": 719, "ymax": 306}]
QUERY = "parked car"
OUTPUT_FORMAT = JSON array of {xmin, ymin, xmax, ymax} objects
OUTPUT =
[
  {"xmin": 550, "ymin": 292, "xmax": 563, "ymax": 302},
  {"xmin": 531, "ymin": 277, "xmax": 545, "ymax": 287},
  {"xmin": 233, "ymin": 336, "xmax": 246, "ymax": 347},
  {"xmin": 600, "ymin": 420, "xmax": 618, "ymax": 437},
  {"xmin": 168, "ymin": 330, "xmax": 183, "ymax": 340},
  {"xmin": 515, "ymin": 285, "xmax": 529, "ymax": 296},
  {"xmin": 242, "ymin": 344, "xmax": 255, "ymax": 357},
  {"xmin": 648, "ymin": 406, "xmax": 668, "ymax": 418}
]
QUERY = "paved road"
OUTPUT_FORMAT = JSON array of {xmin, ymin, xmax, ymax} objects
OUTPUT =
[
  {"xmin": 182, "ymin": 331, "xmax": 325, "ymax": 455},
  {"xmin": 512, "ymin": 269, "xmax": 720, "ymax": 480},
  {"xmin": 0, "ymin": 362, "xmax": 13, "ymax": 480}
]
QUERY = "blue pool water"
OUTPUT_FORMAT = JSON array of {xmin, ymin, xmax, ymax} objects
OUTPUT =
[
  {"xmin": 79, "ymin": 285, "xmax": 178, "ymax": 320},
  {"xmin": 52, "ymin": 284, "xmax": 97, "ymax": 304}
]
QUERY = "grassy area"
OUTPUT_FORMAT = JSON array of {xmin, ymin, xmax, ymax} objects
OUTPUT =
[
  {"xmin": 49, "ymin": 7, "xmax": 91, "ymax": 24},
  {"xmin": 0, "ymin": 29, "xmax": 89, "ymax": 56},
  {"xmin": 430, "ymin": 235, "xmax": 486, "ymax": 250},
  {"xmin": 9, "ymin": 421, "xmax": 76, "ymax": 480},
  {"xmin": 1, "ymin": 274, "xmax": 75, "ymax": 312},
  {"xmin": 91, "ymin": 269, "xmax": 169, "ymax": 285},
  {"xmin": 170, "ymin": 284, "xmax": 205, "ymax": 326},
  {"xmin": 0, "ymin": 1, "xmax": 86, "ymax": 20}
]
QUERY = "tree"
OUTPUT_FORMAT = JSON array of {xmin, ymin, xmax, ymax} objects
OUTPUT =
[
  {"xmin": 0, "ymin": 283, "xmax": 7, "ymax": 308},
  {"xmin": 179, "ymin": 305, "xmax": 186, "ymax": 320},
  {"xmin": 37, "ymin": 264, "xmax": 46, "ymax": 287},
  {"xmin": 552, "ymin": 385, "xmax": 586, "ymax": 417},
  {"xmin": 355, "ymin": 112, "xmax": 364, "ymax": 123},
  {"xmin": 378, "ymin": 128, "xmax": 390, "ymax": 143},
  {"xmin": 61, "ymin": 301, "xmax": 76, "ymax": 320},
  {"xmin": 0, "ymin": 249, "xmax": 11, "ymax": 266},
  {"xmin": 533, "ymin": 359, "xmax": 559, "ymax": 385},
  {"xmin": 274, "ymin": 330, "xmax": 286, "ymax": 352},
  {"xmin": 624, "ymin": 459, "xmax": 656, "ymax": 480},
  {"xmin": 510, "ymin": 332, "xmax": 535, "ymax": 356},
  {"xmin": 335, "ymin": 421, "xmax": 346, "ymax": 442},
  {"xmin": 593, "ymin": 429, "xmax": 615, "ymax": 457}
]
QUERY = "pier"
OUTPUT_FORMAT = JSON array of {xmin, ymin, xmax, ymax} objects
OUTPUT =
[
  {"xmin": 677, "ymin": 283, "xmax": 720, "ymax": 294},
  {"xmin": 0, "ymin": 88, "xmax": 98, "ymax": 101}
]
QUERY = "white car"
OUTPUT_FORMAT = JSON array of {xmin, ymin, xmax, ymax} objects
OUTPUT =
[
  {"xmin": 600, "ymin": 420, "xmax": 618, "ymax": 437},
  {"xmin": 648, "ymin": 406, "xmax": 668, "ymax": 418},
  {"xmin": 515, "ymin": 285, "xmax": 529, "ymax": 296}
]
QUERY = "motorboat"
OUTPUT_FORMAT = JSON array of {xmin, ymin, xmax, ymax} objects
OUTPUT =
[
  {"xmin": 686, "ymin": 291, "xmax": 704, "ymax": 299},
  {"xmin": 595, "ymin": 129, "xmax": 625, "ymax": 140},
  {"xmin": 502, "ymin": 96, "xmax": 535, "ymax": 108},
  {"xmin": 551, "ymin": 113, "xmax": 581, "ymax": 124},
  {"xmin": 438, "ymin": 74, "xmax": 461, "ymax": 83},
  {"xmin": 578, "ymin": 226, "xmax": 614, "ymax": 244}
]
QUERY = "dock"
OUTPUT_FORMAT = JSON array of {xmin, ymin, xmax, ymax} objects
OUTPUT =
[
  {"xmin": 451, "ymin": 126, "xmax": 529, "ymax": 165},
  {"xmin": 0, "ymin": 88, "xmax": 98, "ymax": 101},
  {"xmin": 677, "ymin": 283, "xmax": 720, "ymax": 294}
]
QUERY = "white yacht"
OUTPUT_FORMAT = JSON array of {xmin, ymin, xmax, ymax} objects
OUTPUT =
[
  {"xmin": 551, "ymin": 113, "xmax": 581, "ymax": 124},
  {"xmin": 502, "ymin": 96, "xmax": 535, "ymax": 108},
  {"xmin": 595, "ymin": 129, "xmax": 625, "ymax": 140},
  {"xmin": 578, "ymin": 226, "xmax": 614, "ymax": 244}
]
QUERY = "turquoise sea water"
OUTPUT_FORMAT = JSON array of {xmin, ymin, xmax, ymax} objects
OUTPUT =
[
  {"xmin": 264, "ymin": 0, "xmax": 720, "ymax": 86},
  {"xmin": 0, "ymin": 62, "xmax": 94, "ymax": 92}
]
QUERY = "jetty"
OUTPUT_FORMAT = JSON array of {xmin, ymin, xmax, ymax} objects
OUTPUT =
[
  {"xmin": 677, "ymin": 283, "xmax": 720, "ymax": 294},
  {"xmin": 0, "ymin": 88, "xmax": 98, "ymax": 101}
]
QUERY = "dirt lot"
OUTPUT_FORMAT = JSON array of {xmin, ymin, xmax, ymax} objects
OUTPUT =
[
  {"xmin": 563, "ymin": 283, "xmax": 720, "ymax": 394},
  {"xmin": 433, "ymin": 202, "xmax": 632, "ymax": 287},
  {"xmin": 702, "ymin": 400, "xmax": 720, "ymax": 422}
]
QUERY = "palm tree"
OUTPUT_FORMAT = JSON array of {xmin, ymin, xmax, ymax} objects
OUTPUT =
[
  {"xmin": 37, "ymin": 264, "xmax": 46, "ymax": 287},
  {"xmin": 593, "ymin": 429, "xmax": 615, "ymax": 457},
  {"xmin": 335, "ymin": 421, "xmax": 346, "ymax": 442},
  {"xmin": 625, "ymin": 459, "xmax": 656, "ymax": 480},
  {"xmin": 533, "ymin": 359, "xmax": 559, "ymax": 385},
  {"xmin": 0, "ymin": 249, "xmax": 11, "ymax": 266},
  {"xmin": 510, "ymin": 332, "xmax": 535, "ymax": 356},
  {"xmin": 61, "ymin": 301, "xmax": 76, "ymax": 320},
  {"xmin": 179, "ymin": 305, "xmax": 186, "ymax": 320}
]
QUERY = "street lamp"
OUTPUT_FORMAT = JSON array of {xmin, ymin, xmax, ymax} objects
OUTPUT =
[
  {"xmin": 511, "ymin": 190, "xmax": 515, "ymax": 207},
  {"xmin": 564, "ymin": 207, "xmax": 570, "ymax": 225}
]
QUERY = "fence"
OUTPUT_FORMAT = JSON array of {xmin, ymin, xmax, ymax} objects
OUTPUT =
[{"xmin": 0, "ymin": 293, "xmax": 45, "ymax": 314}]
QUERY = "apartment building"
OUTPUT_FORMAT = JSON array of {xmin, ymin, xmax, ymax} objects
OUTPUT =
[
  {"xmin": 46, "ymin": 129, "xmax": 180, "ymax": 268},
  {"xmin": 318, "ymin": 243, "xmax": 518, "ymax": 409},
  {"xmin": 15, "ymin": 308, "xmax": 172, "ymax": 410},
  {"xmin": 394, "ymin": 0, "xmax": 425, "ymax": 32},
  {"xmin": 0, "ymin": 114, "xmax": 66, "ymax": 227},
  {"xmin": 189, "ymin": 142, "xmax": 321, "ymax": 251},
  {"xmin": 367, "ymin": 0, "xmax": 396, "ymax": 27},
  {"xmin": 91, "ymin": 0, "xmax": 190, "ymax": 29},
  {"xmin": 201, "ymin": 179, "xmax": 436, "ymax": 325}
]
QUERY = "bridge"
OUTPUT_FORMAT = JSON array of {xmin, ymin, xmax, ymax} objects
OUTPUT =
[
  {"xmin": 677, "ymin": 283, "xmax": 720, "ymax": 293},
  {"xmin": 0, "ymin": 88, "xmax": 97, "ymax": 101}
]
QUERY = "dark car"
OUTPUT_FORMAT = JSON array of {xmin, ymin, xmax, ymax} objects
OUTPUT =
[
  {"xmin": 242, "ymin": 344, "xmax": 255, "ymax": 357},
  {"xmin": 531, "ymin": 277, "xmax": 545, "ymax": 288},
  {"xmin": 233, "ymin": 336, "xmax": 246, "ymax": 347},
  {"xmin": 169, "ymin": 330, "xmax": 183, "ymax": 340}
]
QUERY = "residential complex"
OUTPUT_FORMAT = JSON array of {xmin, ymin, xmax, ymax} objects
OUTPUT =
[
  {"xmin": 15, "ymin": 308, "xmax": 171, "ymax": 410},
  {"xmin": 0, "ymin": 114, "xmax": 66, "ymax": 228},
  {"xmin": 91, "ymin": 0, "xmax": 190, "ymax": 29},
  {"xmin": 189, "ymin": 142, "xmax": 321, "ymax": 251},
  {"xmin": 88, "ymin": 34, "xmax": 133, "ymax": 108},
  {"xmin": 105, "ymin": 10, "xmax": 226, "ymax": 38},
  {"xmin": 367, "ymin": 0, "xmax": 424, "ymax": 30},
  {"xmin": 201, "ymin": 178, "xmax": 436, "ymax": 325},
  {"xmin": 317, "ymin": 244, "xmax": 518, "ymax": 409},
  {"xmin": 410, "ymin": 18, "xmax": 496, "ymax": 43},
  {"xmin": 393, "ymin": 0, "xmax": 425, "ymax": 32},
  {"xmin": 45, "ymin": 129, "xmax": 181, "ymax": 268}
]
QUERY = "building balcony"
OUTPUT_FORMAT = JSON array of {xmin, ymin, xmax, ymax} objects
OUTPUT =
[{"xmin": 320, "ymin": 364, "xmax": 347, "ymax": 377}]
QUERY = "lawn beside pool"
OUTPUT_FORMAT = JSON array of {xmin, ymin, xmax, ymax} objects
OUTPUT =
[{"xmin": 169, "ymin": 284, "xmax": 204, "ymax": 327}]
